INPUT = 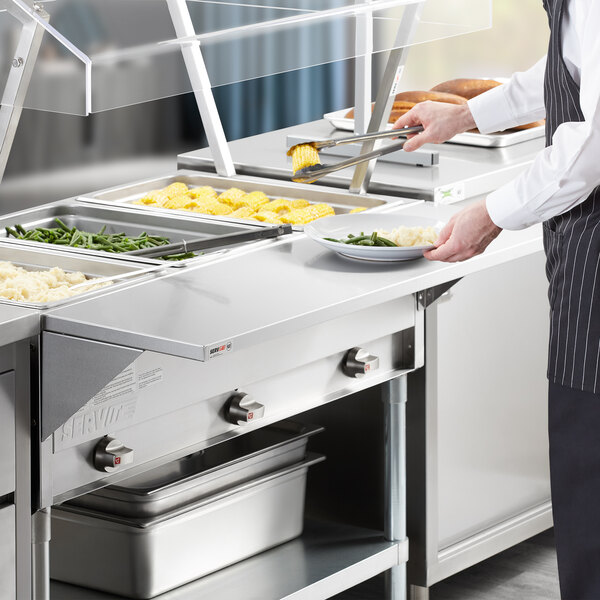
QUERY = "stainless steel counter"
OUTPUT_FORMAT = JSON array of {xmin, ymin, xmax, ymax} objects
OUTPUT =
[
  {"xmin": 178, "ymin": 120, "xmax": 545, "ymax": 202},
  {"xmin": 0, "ymin": 305, "xmax": 39, "ymax": 346},
  {"xmin": 44, "ymin": 202, "xmax": 541, "ymax": 360}
]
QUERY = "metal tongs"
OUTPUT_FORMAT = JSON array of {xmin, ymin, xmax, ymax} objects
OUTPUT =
[
  {"xmin": 124, "ymin": 224, "xmax": 293, "ymax": 259},
  {"xmin": 290, "ymin": 125, "xmax": 424, "ymax": 184}
]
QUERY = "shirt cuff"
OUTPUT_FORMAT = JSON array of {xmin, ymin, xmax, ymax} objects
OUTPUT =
[
  {"xmin": 486, "ymin": 180, "xmax": 545, "ymax": 230},
  {"xmin": 468, "ymin": 86, "xmax": 519, "ymax": 134}
]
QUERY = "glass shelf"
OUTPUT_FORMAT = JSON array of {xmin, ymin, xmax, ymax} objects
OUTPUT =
[{"xmin": 0, "ymin": 0, "xmax": 491, "ymax": 115}]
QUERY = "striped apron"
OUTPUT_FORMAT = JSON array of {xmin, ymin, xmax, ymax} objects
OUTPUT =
[{"xmin": 543, "ymin": 0, "xmax": 600, "ymax": 394}]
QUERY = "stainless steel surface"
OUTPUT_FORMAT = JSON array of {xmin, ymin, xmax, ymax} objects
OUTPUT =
[
  {"xmin": 293, "ymin": 139, "xmax": 410, "ymax": 184},
  {"xmin": 0, "ymin": 304, "xmax": 39, "ymax": 347},
  {"xmin": 32, "ymin": 508, "xmax": 51, "ymax": 600},
  {"xmin": 126, "ymin": 224, "xmax": 292, "ymax": 258},
  {"xmin": 49, "ymin": 520, "xmax": 405, "ymax": 600},
  {"xmin": 178, "ymin": 121, "xmax": 546, "ymax": 202},
  {"xmin": 406, "ymin": 251, "xmax": 551, "ymax": 588},
  {"xmin": 166, "ymin": 0, "xmax": 235, "ymax": 178},
  {"xmin": 0, "ymin": 242, "xmax": 165, "ymax": 310},
  {"xmin": 43, "ymin": 297, "xmax": 414, "ymax": 505},
  {"xmin": 0, "ymin": 503, "xmax": 16, "ymax": 600},
  {"xmin": 14, "ymin": 339, "xmax": 34, "ymax": 600},
  {"xmin": 225, "ymin": 391, "xmax": 265, "ymax": 425},
  {"xmin": 69, "ymin": 421, "xmax": 322, "ymax": 518},
  {"xmin": 41, "ymin": 333, "xmax": 142, "ymax": 441},
  {"xmin": 0, "ymin": 201, "xmax": 261, "ymax": 265},
  {"xmin": 350, "ymin": 2, "xmax": 423, "ymax": 194},
  {"xmin": 0, "ymin": 2, "xmax": 47, "ymax": 183},
  {"xmin": 93, "ymin": 437, "xmax": 134, "ymax": 474},
  {"xmin": 51, "ymin": 455, "xmax": 324, "ymax": 598},
  {"xmin": 342, "ymin": 347, "xmax": 380, "ymax": 379},
  {"xmin": 383, "ymin": 377, "xmax": 408, "ymax": 600},
  {"xmin": 43, "ymin": 202, "xmax": 542, "ymax": 364},
  {"xmin": 69, "ymin": 264, "xmax": 165, "ymax": 291},
  {"xmin": 77, "ymin": 170, "xmax": 405, "ymax": 221},
  {"xmin": 0, "ymin": 371, "xmax": 15, "ymax": 496}
]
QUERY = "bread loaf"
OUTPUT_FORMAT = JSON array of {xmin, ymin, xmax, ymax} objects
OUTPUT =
[
  {"xmin": 510, "ymin": 120, "xmax": 545, "ymax": 131},
  {"xmin": 394, "ymin": 90, "xmax": 467, "ymax": 105},
  {"xmin": 430, "ymin": 78, "xmax": 502, "ymax": 100},
  {"xmin": 345, "ymin": 100, "xmax": 416, "ymax": 123}
]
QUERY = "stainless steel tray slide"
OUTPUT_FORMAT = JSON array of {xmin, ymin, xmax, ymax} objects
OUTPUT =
[
  {"xmin": 68, "ymin": 420, "xmax": 323, "ymax": 518},
  {"xmin": 76, "ymin": 170, "xmax": 403, "ymax": 226},
  {"xmin": 0, "ymin": 201, "xmax": 262, "ymax": 266},
  {"xmin": 51, "ymin": 454, "xmax": 325, "ymax": 599},
  {"xmin": 0, "ymin": 242, "xmax": 163, "ymax": 310},
  {"xmin": 324, "ymin": 109, "xmax": 546, "ymax": 148}
]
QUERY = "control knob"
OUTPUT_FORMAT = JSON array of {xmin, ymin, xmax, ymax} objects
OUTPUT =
[
  {"xmin": 94, "ymin": 436, "xmax": 134, "ymax": 473},
  {"xmin": 225, "ymin": 392, "xmax": 265, "ymax": 425},
  {"xmin": 342, "ymin": 347, "xmax": 380, "ymax": 378}
]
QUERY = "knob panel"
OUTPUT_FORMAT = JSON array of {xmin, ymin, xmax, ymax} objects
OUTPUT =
[
  {"xmin": 342, "ymin": 347, "xmax": 380, "ymax": 378},
  {"xmin": 225, "ymin": 392, "xmax": 265, "ymax": 425},
  {"xmin": 94, "ymin": 436, "xmax": 134, "ymax": 473}
]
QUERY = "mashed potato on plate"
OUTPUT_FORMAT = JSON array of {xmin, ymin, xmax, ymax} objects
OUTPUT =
[{"xmin": 376, "ymin": 226, "xmax": 438, "ymax": 247}]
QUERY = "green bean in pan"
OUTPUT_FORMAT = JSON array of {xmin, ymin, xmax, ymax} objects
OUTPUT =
[
  {"xmin": 5, "ymin": 219, "xmax": 195, "ymax": 261},
  {"xmin": 324, "ymin": 231, "xmax": 399, "ymax": 247}
]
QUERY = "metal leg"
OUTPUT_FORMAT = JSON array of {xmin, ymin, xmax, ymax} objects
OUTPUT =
[
  {"xmin": 383, "ymin": 375, "xmax": 408, "ymax": 600},
  {"xmin": 409, "ymin": 584, "xmax": 430, "ymax": 600},
  {"xmin": 31, "ymin": 508, "xmax": 51, "ymax": 600}
]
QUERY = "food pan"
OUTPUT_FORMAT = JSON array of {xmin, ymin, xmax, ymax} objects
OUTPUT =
[
  {"xmin": 67, "ymin": 420, "xmax": 323, "ymax": 518},
  {"xmin": 0, "ymin": 201, "xmax": 265, "ymax": 267},
  {"xmin": 0, "ymin": 242, "xmax": 164, "ymax": 310},
  {"xmin": 76, "ymin": 170, "xmax": 405, "ymax": 229},
  {"xmin": 51, "ymin": 454, "xmax": 325, "ymax": 599}
]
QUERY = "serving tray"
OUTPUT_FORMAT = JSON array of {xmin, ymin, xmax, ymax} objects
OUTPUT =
[{"xmin": 324, "ymin": 108, "xmax": 545, "ymax": 148}]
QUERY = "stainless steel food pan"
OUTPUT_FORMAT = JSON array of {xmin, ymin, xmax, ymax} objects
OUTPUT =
[
  {"xmin": 67, "ymin": 420, "xmax": 323, "ymax": 518},
  {"xmin": 0, "ymin": 201, "xmax": 263, "ymax": 266},
  {"xmin": 51, "ymin": 454, "xmax": 325, "ymax": 599},
  {"xmin": 0, "ymin": 242, "xmax": 164, "ymax": 310},
  {"xmin": 76, "ymin": 170, "xmax": 405, "ymax": 227}
]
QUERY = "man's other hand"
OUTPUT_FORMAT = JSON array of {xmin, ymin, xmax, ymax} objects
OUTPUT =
[
  {"xmin": 424, "ymin": 200, "xmax": 502, "ymax": 262},
  {"xmin": 393, "ymin": 102, "xmax": 477, "ymax": 152}
]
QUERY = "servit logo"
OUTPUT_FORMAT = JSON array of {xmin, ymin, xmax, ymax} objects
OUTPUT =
[{"xmin": 207, "ymin": 340, "xmax": 233, "ymax": 359}]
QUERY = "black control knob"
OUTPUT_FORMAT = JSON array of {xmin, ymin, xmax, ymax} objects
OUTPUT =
[
  {"xmin": 342, "ymin": 347, "xmax": 380, "ymax": 378},
  {"xmin": 225, "ymin": 392, "xmax": 265, "ymax": 425}
]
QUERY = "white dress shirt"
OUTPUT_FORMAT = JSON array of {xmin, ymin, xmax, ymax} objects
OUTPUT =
[{"xmin": 467, "ymin": 0, "xmax": 600, "ymax": 230}]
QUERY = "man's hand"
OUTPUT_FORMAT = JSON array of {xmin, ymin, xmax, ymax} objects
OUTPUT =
[
  {"xmin": 393, "ymin": 102, "xmax": 477, "ymax": 152},
  {"xmin": 424, "ymin": 200, "xmax": 502, "ymax": 262}
]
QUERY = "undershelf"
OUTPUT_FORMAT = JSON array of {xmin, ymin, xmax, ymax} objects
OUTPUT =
[{"xmin": 50, "ymin": 519, "xmax": 406, "ymax": 600}]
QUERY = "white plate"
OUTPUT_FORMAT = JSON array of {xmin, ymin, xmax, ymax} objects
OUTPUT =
[
  {"xmin": 323, "ymin": 108, "xmax": 545, "ymax": 148},
  {"xmin": 305, "ymin": 213, "xmax": 443, "ymax": 262}
]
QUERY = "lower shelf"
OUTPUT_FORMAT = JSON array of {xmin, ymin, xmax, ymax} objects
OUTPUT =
[{"xmin": 50, "ymin": 519, "xmax": 405, "ymax": 600}]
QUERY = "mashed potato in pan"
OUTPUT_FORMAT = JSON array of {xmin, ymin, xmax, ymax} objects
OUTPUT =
[
  {"xmin": 0, "ymin": 261, "xmax": 109, "ymax": 303},
  {"xmin": 376, "ymin": 226, "xmax": 438, "ymax": 247}
]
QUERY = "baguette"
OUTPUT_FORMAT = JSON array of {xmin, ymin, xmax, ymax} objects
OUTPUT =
[{"xmin": 431, "ymin": 78, "xmax": 502, "ymax": 99}]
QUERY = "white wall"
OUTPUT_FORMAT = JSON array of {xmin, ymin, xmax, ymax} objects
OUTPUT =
[{"xmin": 393, "ymin": 0, "xmax": 548, "ymax": 91}]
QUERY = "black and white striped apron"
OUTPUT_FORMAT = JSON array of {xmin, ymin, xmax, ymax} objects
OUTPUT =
[{"xmin": 542, "ymin": 0, "xmax": 600, "ymax": 394}]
